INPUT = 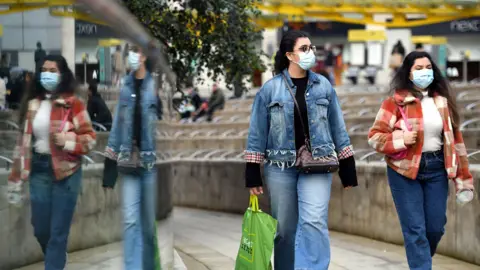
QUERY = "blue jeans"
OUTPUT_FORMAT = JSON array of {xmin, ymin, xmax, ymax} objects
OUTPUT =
[
  {"xmin": 29, "ymin": 152, "xmax": 82, "ymax": 270},
  {"xmin": 265, "ymin": 165, "xmax": 332, "ymax": 270},
  {"xmin": 387, "ymin": 150, "xmax": 449, "ymax": 270},
  {"xmin": 122, "ymin": 167, "xmax": 157, "ymax": 270}
]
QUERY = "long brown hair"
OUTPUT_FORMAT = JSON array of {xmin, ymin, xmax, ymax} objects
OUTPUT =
[{"xmin": 390, "ymin": 51, "xmax": 460, "ymax": 129}]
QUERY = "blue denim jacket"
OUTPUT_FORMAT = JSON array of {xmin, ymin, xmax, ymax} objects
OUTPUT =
[
  {"xmin": 104, "ymin": 72, "xmax": 157, "ymax": 170},
  {"xmin": 244, "ymin": 69, "xmax": 353, "ymax": 167}
]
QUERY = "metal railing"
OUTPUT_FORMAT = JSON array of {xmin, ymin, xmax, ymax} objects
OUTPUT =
[
  {"xmin": 0, "ymin": 120, "xmax": 19, "ymax": 131},
  {"xmin": 460, "ymin": 118, "xmax": 480, "ymax": 131}
]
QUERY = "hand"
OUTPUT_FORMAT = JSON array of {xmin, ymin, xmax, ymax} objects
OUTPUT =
[
  {"xmin": 344, "ymin": 186, "xmax": 353, "ymax": 190},
  {"xmin": 53, "ymin": 133, "xmax": 66, "ymax": 147},
  {"xmin": 249, "ymin": 187, "xmax": 263, "ymax": 196},
  {"xmin": 403, "ymin": 131, "xmax": 418, "ymax": 146}
]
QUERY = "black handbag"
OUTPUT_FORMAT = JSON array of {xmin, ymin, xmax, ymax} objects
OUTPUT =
[{"xmin": 283, "ymin": 75, "xmax": 339, "ymax": 174}]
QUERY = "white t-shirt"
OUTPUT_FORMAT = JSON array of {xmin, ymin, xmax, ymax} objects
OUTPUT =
[
  {"xmin": 421, "ymin": 92, "xmax": 443, "ymax": 152},
  {"xmin": 32, "ymin": 99, "xmax": 52, "ymax": 154}
]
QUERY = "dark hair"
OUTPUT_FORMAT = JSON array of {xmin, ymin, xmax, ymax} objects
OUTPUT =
[
  {"xmin": 18, "ymin": 54, "xmax": 77, "ymax": 125},
  {"xmin": 415, "ymin": 43, "xmax": 424, "ymax": 50},
  {"xmin": 274, "ymin": 30, "xmax": 309, "ymax": 74},
  {"xmin": 36, "ymin": 42, "xmax": 41, "ymax": 48},
  {"xmin": 390, "ymin": 51, "xmax": 459, "ymax": 128},
  {"xmin": 116, "ymin": 45, "xmax": 122, "ymax": 51},
  {"xmin": 88, "ymin": 81, "xmax": 98, "ymax": 96}
]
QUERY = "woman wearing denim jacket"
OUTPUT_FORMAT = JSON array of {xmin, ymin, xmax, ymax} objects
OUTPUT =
[
  {"xmin": 7, "ymin": 55, "xmax": 96, "ymax": 270},
  {"xmin": 368, "ymin": 51, "xmax": 474, "ymax": 270},
  {"xmin": 245, "ymin": 30, "xmax": 358, "ymax": 269},
  {"xmin": 102, "ymin": 46, "xmax": 158, "ymax": 269}
]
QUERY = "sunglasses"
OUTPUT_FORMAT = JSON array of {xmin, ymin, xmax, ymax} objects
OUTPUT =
[{"xmin": 297, "ymin": 45, "xmax": 316, "ymax": 53}]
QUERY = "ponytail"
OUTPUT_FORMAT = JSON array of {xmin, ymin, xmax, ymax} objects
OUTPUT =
[{"xmin": 274, "ymin": 50, "xmax": 289, "ymax": 75}]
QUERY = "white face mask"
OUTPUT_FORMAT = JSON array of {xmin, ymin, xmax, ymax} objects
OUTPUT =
[
  {"xmin": 128, "ymin": 51, "xmax": 141, "ymax": 71},
  {"xmin": 293, "ymin": 50, "xmax": 316, "ymax": 71}
]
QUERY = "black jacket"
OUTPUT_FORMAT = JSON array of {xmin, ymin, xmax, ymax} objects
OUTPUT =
[{"xmin": 87, "ymin": 94, "xmax": 113, "ymax": 130}]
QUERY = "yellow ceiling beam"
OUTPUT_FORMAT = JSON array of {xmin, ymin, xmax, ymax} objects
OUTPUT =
[
  {"xmin": 0, "ymin": 0, "xmax": 73, "ymax": 4},
  {"xmin": 256, "ymin": 2, "xmax": 480, "ymax": 27},
  {"xmin": 49, "ymin": 8, "xmax": 107, "ymax": 25}
]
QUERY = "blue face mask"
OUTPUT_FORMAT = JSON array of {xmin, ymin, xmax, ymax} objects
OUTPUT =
[
  {"xmin": 411, "ymin": 68, "xmax": 434, "ymax": 89},
  {"xmin": 128, "ymin": 52, "xmax": 141, "ymax": 71},
  {"xmin": 40, "ymin": 72, "xmax": 59, "ymax": 92},
  {"xmin": 294, "ymin": 50, "xmax": 316, "ymax": 71}
]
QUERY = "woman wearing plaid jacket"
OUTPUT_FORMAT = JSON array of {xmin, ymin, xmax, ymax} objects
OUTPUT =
[
  {"xmin": 7, "ymin": 55, "xmax": 96, "ymax": 270},
  {"xmin": 368, "ymin": 51, "xmax": 474, "ymax": 270}
]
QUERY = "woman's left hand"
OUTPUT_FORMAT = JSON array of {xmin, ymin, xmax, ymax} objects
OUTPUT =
[{"xmin": 53, "ymin": 133, "xmax": 66, "ymax": 147}]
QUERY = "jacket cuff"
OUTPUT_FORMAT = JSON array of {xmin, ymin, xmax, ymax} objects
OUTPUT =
[
  {"xmin": 104, "ymin": 146, "xmax": 118, "ymax": 161},
  {"xmin": 103, "ymin": 158, "xmax": 118, "ymax": 188},
  {"xmin": 338, "ymin": 145, "xmax": 354, "ymax": 160},
  {"xmin": 338, "ymin": 156, "xmax": 358, "ymax": 188},
  {"xmin": 245, "ymin": 162, "xmax": 263, "ymax": 188},
  {"xmin": 244, "ymin": 150, "xmax": 264, "ymax": 164}
]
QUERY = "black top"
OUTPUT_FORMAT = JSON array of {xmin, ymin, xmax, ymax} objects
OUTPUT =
[
  {"xmin": 245, "ymin": 76, "xmax": 309, "ymax": 188},
  {"xmin": 291, "ymin": 77, "xmax": 310, "ymax": 151},
  {"xmin": 133, "ymin": 78, "xmax": 143, "ymax": 148}
]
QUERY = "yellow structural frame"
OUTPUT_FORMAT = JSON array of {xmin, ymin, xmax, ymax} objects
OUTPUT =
[
  {"xmin": 1, "ymin": 0, "xmax": 479, "ymax": 29},
  {"xmin": 255, "ymin": 0, "xmax": 480, "ymax": 28}
]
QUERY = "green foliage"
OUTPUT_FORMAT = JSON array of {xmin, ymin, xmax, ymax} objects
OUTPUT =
[{"xmin": 123, "ymin": 0, "xmax": 266, "ymax": 91}]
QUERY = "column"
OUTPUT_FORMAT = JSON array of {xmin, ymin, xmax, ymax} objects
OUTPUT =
[
  {"xmin": 366, "ymin": 15, "xmax": 389, "ymax": 85},
  {"xmin": 61, "ymin": 18, "xmax": 76, "ymax": 73}
]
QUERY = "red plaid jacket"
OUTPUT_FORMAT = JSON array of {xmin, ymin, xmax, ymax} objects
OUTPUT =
[
  {"xmin": 8, "ymin": 95, "xmax": 96, "ymax": 182},
  {"xmin": 368, "ymin": 90, "xmax": 474, "ymax": 193}
]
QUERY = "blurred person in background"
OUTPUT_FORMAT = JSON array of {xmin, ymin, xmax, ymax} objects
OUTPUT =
[
  {"xmin": 323, "ymin": 43, "xmax": 336, "ymax": 85},
  {"xmin": 368, "ymin": 51, "xmax": 474, "ymax": 270},
  {"xmin": 415, "ymin": 43, "xmax": 425, "ymax": 52},
  {"xmin": 87, "ymin": 81, "xmax": 113, "ymax": 130},
  {"xmin": 192, "ymin": 83, "xmax": 225, "ymax": 122},
  {"xmin": 102, "ymin": 45, "xmax": 158, "ymax": 270},
  {"xmin": 112, "ymin": 45, "xmax": 125, "ymax": 86},
  {"xmin": 7, "ymin": 54, "xmax": 96, "ymax": 270},
  {"xmin": 390, "ymin": 40, "xmax": 406, "ymax": 73},
  {"xmin": 365, "ymin": 66, "xmax": 378, "ymax": 85},
  {"xmin": 245, "ymin": 30, "xmax": 358, "ymax": 270},
  {"xmin": 344, "ymin": 62, "xmax": 360, "ymax": 85},
  {"xmin": 6, "ymin": 67, "xmax": 26, "ymax": 110},
  {"xmin": 35, "ymin": 41, "xmax": 47, "ymax": 72}
]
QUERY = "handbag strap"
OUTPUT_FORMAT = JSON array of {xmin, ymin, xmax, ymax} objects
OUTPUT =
[
  {"xmin": 397, "ymin": 106, "xmax": 412, "ymax": 131},
  {"xmin": 58, "ymin": 108, "xmax": 71, "ymax": 132},
  {"xmin": 282, "ymin": 75, "xmax": 309, "ymax": 144}
]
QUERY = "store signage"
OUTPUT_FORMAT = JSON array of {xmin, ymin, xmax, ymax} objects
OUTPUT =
[
  {"xmin": 75, "ymin": 20, "xmax": 117, "ymax": 38},
  {"xmin": 450, "ymin": 19, "xmax": 480, "ymax": 33},
  {"xmin": 76, "ymin": 23, "xmax": 97, "ymax": 36},
  {"xmin": 411, "ymin": 17, "xmax": 480, "ymax": 35}
]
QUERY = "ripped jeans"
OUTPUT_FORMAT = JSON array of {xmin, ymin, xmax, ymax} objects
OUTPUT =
[{"xmin": 265, "ymin": 164, "xmax": 332, "ymax": 270}]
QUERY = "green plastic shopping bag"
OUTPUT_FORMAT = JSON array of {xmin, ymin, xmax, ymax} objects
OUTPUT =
[
  {"xmin": 235, "ymin": 195, "xmax": 278, "ymax": 270},
  {"xmin": 153, "ymin": 221, "xmax": 162, "ymax": 270}
]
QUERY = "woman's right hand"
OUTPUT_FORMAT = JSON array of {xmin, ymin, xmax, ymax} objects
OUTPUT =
[
  {"xmin": 404, "ymin": 131, "xmax": 418, "ymax": 145},
  {"xmin": 250, "ymin": 187, "xmax": 264, "ymax": 196}
]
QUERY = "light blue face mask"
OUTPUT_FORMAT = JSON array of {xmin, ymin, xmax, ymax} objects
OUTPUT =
[
  {"xmin": 294, "ymin": 50, "xmax": 316, "ymax": 71},
  {"xmin": 128, "ymin": 51, "xmax": 141, "ymax": 71},
  {"xmin": 411, "ymin": 68, "xmax": 434, "ymax": 89},
  {"xmin": 40, "ymin": 72, "xmax": 59, "ymax": 92}
]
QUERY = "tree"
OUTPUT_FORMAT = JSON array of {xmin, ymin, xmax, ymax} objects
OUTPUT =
[{"xmin": 122, "ymin": 0, "xmax": 266, "ymax": 93}]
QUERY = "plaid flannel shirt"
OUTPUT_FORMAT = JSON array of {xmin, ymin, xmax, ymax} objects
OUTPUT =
[
  {"xmin": 368, "ymin": 90, "xmax": 474, "ymax": 193},
  {"xmin": 9, "ymin": 95, "xmax": 96, "ymax": 183}
]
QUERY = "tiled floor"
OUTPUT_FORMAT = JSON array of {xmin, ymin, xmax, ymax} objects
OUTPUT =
[{"xmin": 17, "ymin": 207, "xmax": 480, "ymax": 270}]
